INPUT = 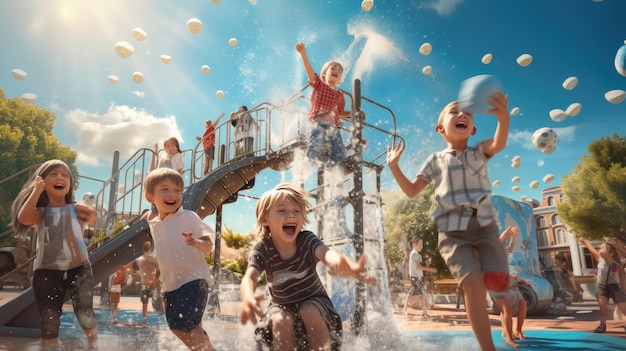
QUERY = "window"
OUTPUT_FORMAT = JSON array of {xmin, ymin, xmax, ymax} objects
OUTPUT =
[
  {"xmin": 582, "ymin": 248, "xmax": 598, "ymax": 269},
  {"xmin": 538, "ymin": 230, "xmax": 549, "ymax": 247},
  {"xmin": 555, "ymin": 228, "xmax": 568, "ymax": 245},
  {"xmin": 552, "ymin": 214, "xmax": 560, "ymax": 225},
  {"xmin": 536, "ymin": 216, "xmax": 546, "ymax": 228},
  {"xmin": 548, "ymin": 196, "xmax": 554, "ymax": 206}
]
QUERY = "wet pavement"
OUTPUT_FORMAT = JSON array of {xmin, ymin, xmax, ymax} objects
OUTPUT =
[{"xmin": 2, "ymin": 292, "xmax": 626, "ymax": 350}]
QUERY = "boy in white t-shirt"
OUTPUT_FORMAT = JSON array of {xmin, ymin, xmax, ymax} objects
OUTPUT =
[
  {"xmin": 403, "ymin": 237, "xmax": 437, "ymax": 319},
  {"xmin": 144, "ymin": 168, "xmax": 217, "ymax": 351}
]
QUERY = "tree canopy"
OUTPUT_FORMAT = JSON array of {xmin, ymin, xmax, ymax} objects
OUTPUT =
[
  {"xmin": 557, "ymin": 134, "xmax": 626, "ymax": 242},
  {"xmin": 0, "ymin": 87, "xmax": 78, "ymax": 242}
]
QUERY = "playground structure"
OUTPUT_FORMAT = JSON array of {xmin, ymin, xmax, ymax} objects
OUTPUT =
[
  {"xmin": 0, "ymin": 79, "xmax": 403, "ymax": 338},
  {"xmin": 0, "ymin": 79, "xmax": 555, "ymax": 341}
]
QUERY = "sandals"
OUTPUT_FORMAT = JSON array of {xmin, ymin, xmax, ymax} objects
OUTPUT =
[{"xmin": 594, "ymin": 324, "xmax": 606, "ymax": 333}]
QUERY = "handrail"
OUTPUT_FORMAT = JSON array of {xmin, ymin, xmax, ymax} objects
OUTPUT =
[{"xmin": 0, "ymin": 83, "xmax": 402, "ymax": 291}]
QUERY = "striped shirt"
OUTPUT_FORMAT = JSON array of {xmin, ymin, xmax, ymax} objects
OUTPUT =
[
  {"xmin": 307, "ymin": 74, "xmax": 345, "ymax": 127},
  {"xmin": 248, "ymin": 230, "xmax": 328, "ymax": 305},
  {"xmin": 416, "ymin": 141, "xmax": 496, "ymax": 232}
]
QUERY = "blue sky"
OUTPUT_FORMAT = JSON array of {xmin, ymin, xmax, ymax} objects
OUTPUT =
[{"xmin": 1, "ymin": 0, "xmax": 625, "ymax": 234}]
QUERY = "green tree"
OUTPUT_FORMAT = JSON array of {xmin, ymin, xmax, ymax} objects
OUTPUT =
[
  {"xmin": 558, "ymin": 134, "xmax": 626, "ymax": 242},
  {"xmin": 0, "ymin": 88, "xmax": 78, "ymax": 243},
  {"xmin": 383, "ymin": 184, "xmax": 449, "ymax": 279}
]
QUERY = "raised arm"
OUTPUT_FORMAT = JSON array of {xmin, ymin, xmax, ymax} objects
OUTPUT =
[
  {"xmin": 212, "ymin": 112, "xmax": 226, "ymax": 127},
  {"xmin": 577, "ymin": 236, "xmax": 601, "ymax": 261},
  {"xmin": 17, "ymin": 177, "xmax": 45, "ymax": 225},
  {"xmin": 386, "ymin": 143, "xmax": 428, "ymax": 198},
  {"xmin": 295, "ymin": 42, "xmax": 316, "ymax": 83},
  {"xmin": 482, "ymin": 91, "xmax": 510, "ymax": 158},
  {"xmin": 149, "ymin": 142, "xmax": 159, "ymax": 172}
]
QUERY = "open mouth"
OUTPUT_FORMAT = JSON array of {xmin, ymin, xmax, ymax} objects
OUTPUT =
[
  {"xmin": 455, "ymin": 120, "xmax": 467, "ymax": 129},
  {"xmin": 53, "ymin": 183, "xmax": 65, "ymax": 190},
  {"xmin": 164, "ymin": 200, "xmax": 177, "ymax": 206},
  {"xmin": 283, "ymin": 225, "xmax": 297, "ymax": 235}
]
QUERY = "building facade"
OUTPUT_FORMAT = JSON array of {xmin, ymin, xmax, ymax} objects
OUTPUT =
[{"xmin": 530, "ymin": 186, "xmax": 599, "ymax": 276}]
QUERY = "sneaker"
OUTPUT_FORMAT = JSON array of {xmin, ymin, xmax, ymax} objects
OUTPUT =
[
  {"xmin": 422, "ymin": 313, "xmax": 431, "ymax": 320},
  {"xmin": 594, "ymin": 324, "xmax": 606, "ymax": 333}
]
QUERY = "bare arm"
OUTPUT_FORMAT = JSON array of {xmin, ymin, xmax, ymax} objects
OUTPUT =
[
  {"xmin": 17, "ymin": 176, "xmax": 45, "ymax": 226},
  {"xmin": 499, "ymin": 226, "xmax": 519, "ymax": 253},
  {"xmin": 239, "ymin": 266, "xmax": 264, "ymax": 325},
  {"xmin": 295, "ymin": 42, "xmax": 316, "ymax": 83},
  {"xmin": 577, "ymin": 236, "xmax": 601, "ymax": 261},
  {"xmin": 482, "ymin": 92, "xmax": 510, "ymax": 158},
  {"xmin": 75, "ymin": 203, "xmax": 96, "ymax": 226},
  {"xmin": 149, "ymin": 143, "xmax": 158, "ymax": 172},
  {"xmin": 386, "ymin": 143, "xmax": 429, "ymax": 198},
  {"xmin": 182, "ymin": 232, "xmax": 213, "ymax": 255},
  {"xmin": 212, "ymin": 112, "xmax": 226, "ymax": 127},
  {"xmin": 316, "ymin": 246, "xmax": 376, "ymax": 286}
]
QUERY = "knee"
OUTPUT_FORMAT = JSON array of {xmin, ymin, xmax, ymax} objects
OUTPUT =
[{"xmin": 271, "ymin": 310, "xmax": 295, "ymax": 330}]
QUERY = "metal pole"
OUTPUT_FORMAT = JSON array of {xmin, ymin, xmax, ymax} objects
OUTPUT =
[
  {"xmin": 350, "ymin": 79, "xmax": 366, "ymax": 335},
  {"xmin": 207, "ymin": 205, "xmax": 223, "ymax": 317}
]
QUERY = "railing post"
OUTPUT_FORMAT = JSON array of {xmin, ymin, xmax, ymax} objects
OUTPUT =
[
  {"xmin": 350, "ymin": 79, "xmax": 366, "ymax": 335},
  {"xmin": 105, "ymin": 151, "xmax": 120, "ymax": 235}
]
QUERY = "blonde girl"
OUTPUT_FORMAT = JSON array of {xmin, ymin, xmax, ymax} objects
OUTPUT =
[
  {"xmin": 10, "ymin": 159, "xmax": 98, "ymax": 350},
  {"xmin": 239, "ymin": 182, "xmax": 375, "ymax": 351}
]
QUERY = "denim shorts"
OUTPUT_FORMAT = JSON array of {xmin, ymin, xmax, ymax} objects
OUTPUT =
[
  {"xmin": 307, "ymin": 122, "xmax": 346, "ymax": 165},
  {"xmin": 163, "ymin": 279, "xmax": 209, "ymax": 332}
]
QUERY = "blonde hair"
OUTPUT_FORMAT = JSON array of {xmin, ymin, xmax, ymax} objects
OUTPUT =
[
  {"xmin": 10, "ymin": 160, "xmax": 75, "ymax": 236},
  {"xmin": 437, "ymin": 101, "xmax": 457, "ymax": 125},
  {"xmin": 144, "ymin": 167, "xmax": 184, "ymax": 195},
  {"xmin": 253, "ymin": 182, "xmax": 311, "ymax": 240},
  {"xmin": 321, "ymin": 60, "xmax": 344, "ymax": 84}
]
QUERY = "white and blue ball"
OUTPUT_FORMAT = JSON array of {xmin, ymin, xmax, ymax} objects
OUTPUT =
[
  {"xmin": 532, "ymin": 127, "xmax": 557, "ymax": 151},
  {"xmin": 615, "ymin": 44, "xmax": 626, "ymax": 77},
  {"xmin": 458, "ymin": 74, "xmax": 502, "ymax": 114}
]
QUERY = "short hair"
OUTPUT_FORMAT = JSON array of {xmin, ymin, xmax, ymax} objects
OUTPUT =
[
  {"xmin": 410, "ymin": 237, "xmax": 422, "ymax": 246},
  {"xmin": 554, "ymin": 254, "xmax": 566, "ymax": 262},
  {"xmin": 144, "ymin": 168, "xmax": 184, "ymax": 195},
  {"xmin": 437, "ymin": 101, "xmax": 457, "ymax": 125},
  {"xmin": 253, "ymin": 182, "xmax": 311, "ymax": 239},
  {"xmin": 321, "ymin": 60, "xmax": 345, "ymax": 83}
]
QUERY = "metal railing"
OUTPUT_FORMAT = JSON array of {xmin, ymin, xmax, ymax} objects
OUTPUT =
[{"xmin": 0, "ymin": 83, "xmax": 403, "ymax": 290}]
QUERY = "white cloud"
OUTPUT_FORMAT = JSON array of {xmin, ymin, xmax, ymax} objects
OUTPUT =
[
  {"xmin": 132, "ymin": 91, "xmax": 145, "ymax": 98},
  {"xmin": 64, "ymin": 104, "xmax": 182, "ymax": 166},
  {"xmin": 426, "ymin": 0, "xmax": 464, "ymax": 16}
]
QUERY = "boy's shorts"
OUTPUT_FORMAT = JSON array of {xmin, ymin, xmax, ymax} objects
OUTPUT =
[
  {"xmin": 438, "ymin": 218, "xmax": 508, "ymax": 286},
  {"xmin": 408, "ymin": 276, "xmax": 424, "ymax": 296},
  {"xmin": 163, "ymin": 279, "xmax": 209, "ymax": 332}
]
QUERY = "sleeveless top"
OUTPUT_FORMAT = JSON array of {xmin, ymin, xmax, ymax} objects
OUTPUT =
[{"xmin": 34, "ymin": 204, "xmax": 90, "ymax": 271}]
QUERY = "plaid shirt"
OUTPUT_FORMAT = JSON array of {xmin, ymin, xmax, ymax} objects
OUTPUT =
[
  {"xmin": 416, "ymin": 141, "xmax": 496, "ymax": 232},
  {"xmin": 307, "ymin": 74, "xmax": 345, "ymax": 127}
]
